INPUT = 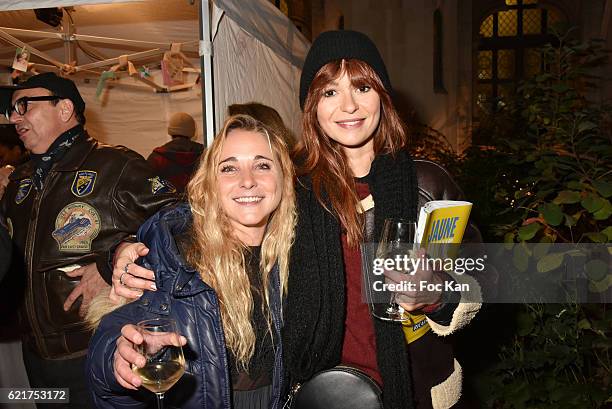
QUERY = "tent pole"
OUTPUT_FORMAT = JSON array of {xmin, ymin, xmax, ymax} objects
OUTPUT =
[
  {"xmin": 62, "ymin": 9, "xmax": 77, "ymax": 65},
  {"xmin": 199, "ymin": 0, "xmax": 215, "ymax": 147}
]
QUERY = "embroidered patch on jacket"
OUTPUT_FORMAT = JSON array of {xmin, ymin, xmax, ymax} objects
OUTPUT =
[
  {"xmin": 52, "ymin": 202, "xmax": 101, "ymax": 253},
  {"xmin": 6, "ymin": 218, "xmax": 13, "ymax": 239},
  {"xmin": 71, "ymin": 170, "xmax": 97, "ymax": 197},
  {"xmin": 148, "ymin": 176, "xmax": 176, "ymax": 195},
  {"xmin": 15, "ymin": 178, "xmax": 33, "ymax": 204}
]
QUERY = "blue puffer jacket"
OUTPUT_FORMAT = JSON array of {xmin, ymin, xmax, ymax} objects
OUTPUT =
[{"xmin": 86, "ymin": 203, "xmax": 285, "ymax": 409}]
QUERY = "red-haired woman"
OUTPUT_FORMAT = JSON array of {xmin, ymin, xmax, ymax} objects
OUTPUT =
[{"xmin": 282, "ymin": 30, "xmax": 491, "ymax": 409}]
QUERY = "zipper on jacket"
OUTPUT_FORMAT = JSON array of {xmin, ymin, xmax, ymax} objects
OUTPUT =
[
  {"xmin": 24, "ymin": 186, "xmax": 46, "ymax": 356},
  {"xmin": 282, "ymin": 383, "xmax": 301, "ymax": 409},
  {"xmin": 270, "ymin": 265, "xmax": 283, "ymax": 409}
]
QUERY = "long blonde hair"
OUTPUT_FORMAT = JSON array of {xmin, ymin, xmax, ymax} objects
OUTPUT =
[{"xmin": 186, "ymin": 114, "xmax": 296, "ymax": 368}]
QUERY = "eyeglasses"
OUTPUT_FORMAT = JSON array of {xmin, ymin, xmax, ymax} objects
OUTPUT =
[{"xmin": 4, "ymin": 96, "xmax": 61, "ymax": 120}]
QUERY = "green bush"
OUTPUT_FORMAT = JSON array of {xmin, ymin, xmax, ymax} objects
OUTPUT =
[
  {"xmin": 466, "ymin": 31, "xmax": 612, "ymax": 408},
  {"xmin": 410, "ymin": 30, "xmax": 612, "ymax": 408}
]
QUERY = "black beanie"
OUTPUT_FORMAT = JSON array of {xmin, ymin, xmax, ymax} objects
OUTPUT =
[{"xmin": 299, "ymin": 30, "xmax": 392, "ymax": 110}]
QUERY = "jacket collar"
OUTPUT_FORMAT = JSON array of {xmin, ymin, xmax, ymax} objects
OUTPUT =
[
  {"xmin": 137, "ymin": 203, "xmax": 283, "ymax": 300},
  {"xmin": 53, "ymin": 132, "xmax": 96, "ymax": 171},
  {"xmin": 9, "ymin": 160, "xmax": 34, "ymax": 180},
  {"xmin": 8, "ymin": 131, "xmax": 95, "ymax": 180},
  {"xmin": 136, "ymin": 203, "xmax": 214, "ymax": 297}
]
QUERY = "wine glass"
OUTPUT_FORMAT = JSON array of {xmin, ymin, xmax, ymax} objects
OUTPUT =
[
  {"xmin": 132, "ymin": 318, "xmax": 185, "ymax": 409},
  {"xmin": 371, "ymin": 218, "xmax": 418, "ymax": 322}
]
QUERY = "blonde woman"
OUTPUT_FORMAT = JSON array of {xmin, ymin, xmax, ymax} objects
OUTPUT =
[{"xmin": 86, "ymin": 115, "xmax": 296, "ymax": 409}]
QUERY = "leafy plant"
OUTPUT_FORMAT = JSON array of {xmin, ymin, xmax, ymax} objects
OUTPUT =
[
  {"xmin": 408, "ymin": 122, "xmax": 461, "ymax": 173},
  {"xmin": 499, "ymin": 33, "xmax": 612, "ymax": 249},
  {"xmin": 477, "ymin": 303, "xmax": 612, "ymax": 409},
  {"xmin": 456, "ymin": 30, "xmax": 611, "ymax": 408}
]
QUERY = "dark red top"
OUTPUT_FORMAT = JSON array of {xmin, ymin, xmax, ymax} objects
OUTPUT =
[{"xmin": 340, "ymin": 181, "xmax": 383, "ymax": 386}]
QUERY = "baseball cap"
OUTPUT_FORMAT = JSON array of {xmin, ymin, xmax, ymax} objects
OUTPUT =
[{"xmin": 1, "ymin": 72, "xmax": 86, "ymax": 116}]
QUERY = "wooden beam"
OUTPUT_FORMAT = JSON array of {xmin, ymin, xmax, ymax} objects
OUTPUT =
[
  {"xmin": 0, "ymin": 27, "xmax": 62, "ymax": 41},
  {"xmin": 133, "ymin": 75, "xmax": 166, "ymax": 92},
  {"xmin": 166, "ymin": 83, "xmax": 195, "ymax": 92},
  {"xmin": 100, "ymin": 80, "xmax": 167, "ymax": 94},
  {"xmin": 0, "ymin": 59, "xmax": 51, "ymax": 67},
  {"xmin": 177, "ymin": 41, "xmax": 199, "ymax": 52},
  {"xmin": 0, "ymin": 58, "xmax": 192, "ymax": 94},
  {"xmin": 0, "ymin": 29, "xmax": 64, "ymax": 68},
  {"xmin": 0, "ymin": 38, "xmax": 56, "ymax": 55},
  {"xmin": 72, "ymin": 33, "xmax": 172, "ymax": 48},
  {"xmin": 76, "ymin": 40, "xmax": 110, "ymax": 61},
  {"xmin": 0, "ymin": 27, "xmax": 198, "ymax": 52},
  {"xmin": 76, "ymin": 49, "xmax": 164, "ymax": 71}
]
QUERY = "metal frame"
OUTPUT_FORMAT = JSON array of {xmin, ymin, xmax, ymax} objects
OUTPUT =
[
  {"xmin": 199, "ymin": 0, "xmax": 214, "ymax": 146},
  {"xmin": 0, "ymin": 0, "xmax": 215, "ymax": 147},
  {"xmin": 476, "ymin": 0, "xmax": 560, "ymax": 113}
]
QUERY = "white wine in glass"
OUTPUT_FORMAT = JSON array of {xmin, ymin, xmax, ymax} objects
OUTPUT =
[
  {"xmin": 132, "ymin": 318, "xmax": 185, "ymax": 409},
  {"xmin": 371, "ymin": 218, "xmax": 418, "ymax": 322}
]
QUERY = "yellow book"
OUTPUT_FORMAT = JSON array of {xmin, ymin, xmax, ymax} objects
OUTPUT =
[
  {"xmin": 403, "ymin": 200, "xmax": 472, "ymax": 344},
  {"xmin": 416, "ymin": 200, "xmax": 473, "ymax": 245}
]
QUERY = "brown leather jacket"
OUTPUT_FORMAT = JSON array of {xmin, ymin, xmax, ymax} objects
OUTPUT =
[
  {"xmin": 1, "ymin": 132, "xmax": 178, "ymax": 359},
  {"xmin": 360, "ymin": 159, "xmax": 494, "ymax": 408},
  {"xmin": 412, "ymin": 160, "xmax": 495, "ymax": 408},
  {"xmin": 415, "ymin": 159, "xmax": 480, "ymax": 240},
  {"xmin": 415, "ymin": 159, "xmax": 496, "ymax": 294}
]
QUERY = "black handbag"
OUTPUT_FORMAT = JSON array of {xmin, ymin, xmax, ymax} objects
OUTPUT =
[{"xmin": 288, "ymin": 365, "xmax": 383, "ymax": 409}]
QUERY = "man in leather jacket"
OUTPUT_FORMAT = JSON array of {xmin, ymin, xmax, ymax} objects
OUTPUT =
[{"xmin": 0, "ymin": 72, "xmax": 177, "ymax": 408}]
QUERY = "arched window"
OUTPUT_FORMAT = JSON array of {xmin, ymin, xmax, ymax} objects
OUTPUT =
[{"xmin": 475, "ymin": 0, "xmax": 566, "ymax": 116}]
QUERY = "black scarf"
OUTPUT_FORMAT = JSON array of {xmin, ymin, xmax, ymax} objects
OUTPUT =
[
  {"xmin": 30, "ymin": 124, "xmax": 83, "ymax": 190},
  {"xmin": 283, "ymin": 149, "xmax": 418, "ymax": 409}
]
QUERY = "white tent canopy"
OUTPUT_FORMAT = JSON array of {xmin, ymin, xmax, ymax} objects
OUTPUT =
[
  {"xmin": 0, "ymin": 0, "xmax": 142, "ymax": 13},
  {"xmin": 212, "ymin": 0, "xmax": 308, "ymax": 138},
  {"xmin": 0, "ymin": 0, "xmax": 309, "ymax": 157}
]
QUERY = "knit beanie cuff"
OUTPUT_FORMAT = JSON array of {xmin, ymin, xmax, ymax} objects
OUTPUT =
[{"xmin": 299, "ymin": 30, "xmax": 392, "ymax": 109}]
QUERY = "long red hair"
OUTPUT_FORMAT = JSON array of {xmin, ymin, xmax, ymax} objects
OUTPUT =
[{"xmin": 296, "ymin": 59, "xmax": 408, "ymax": 247}]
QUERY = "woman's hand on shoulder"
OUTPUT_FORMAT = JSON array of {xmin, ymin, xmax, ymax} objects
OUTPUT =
[{"xmin": 110, "ymin": 242, "xmax": 156, "ymax": 302}]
